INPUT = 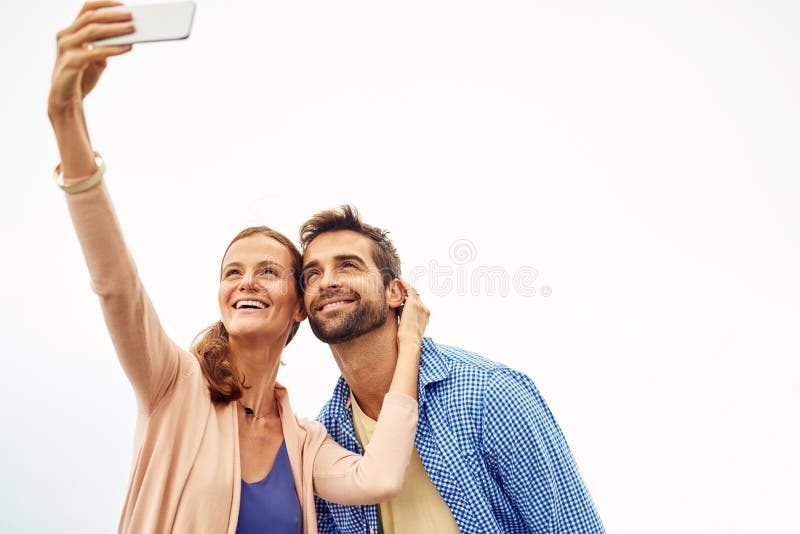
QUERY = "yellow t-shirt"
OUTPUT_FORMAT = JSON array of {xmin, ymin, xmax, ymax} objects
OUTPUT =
[{"xmin": 350, "ymin": 392, "xmax": 460, "ymax": 534}]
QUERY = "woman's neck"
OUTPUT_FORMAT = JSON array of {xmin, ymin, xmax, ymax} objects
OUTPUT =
[{"xmin": 229, "ymin": 336, "xmax": 283, "ymax": 418}]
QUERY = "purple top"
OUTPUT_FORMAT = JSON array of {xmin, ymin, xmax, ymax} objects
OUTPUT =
[{"xmin": 236, "ymin": 441, "xmax": 302, "ymax": 534}]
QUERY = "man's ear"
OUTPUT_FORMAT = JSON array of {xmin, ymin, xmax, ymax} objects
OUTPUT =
[{"xmin": 385, "ymin": 278, "xmax": 405, "ymax": 309}]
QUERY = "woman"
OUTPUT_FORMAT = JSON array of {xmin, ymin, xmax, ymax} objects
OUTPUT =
[{"xmin": 48, "ymin": 2, "xmax": 428, "ymax": 533}]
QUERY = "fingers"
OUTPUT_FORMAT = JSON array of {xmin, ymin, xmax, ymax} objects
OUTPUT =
[
  {"xmin": 59, "ymin": 44, "xmax": 132, "ymax": 71},
  {"xmin": 396, "ymin": 280, "xmax": 430, "ymax": 345},
  {"xmin": 58, "ymin": 3, "xmax": 132, "ymax": 53},
  {"xmin": 72, "ymin": 7, "xmax": 133, "ymax": 35},
  {"xmin": 397, "ymin": 279, "xmax": 428, "ymax": 318},
  {"xmin": 59, "ymin": 21, "xmax": 134, "ymax": 52},
  {"xmin": 397, "ymin": 278, "xmax": 420, "ymax": 300},
  {"xmin": 92, "ymin": 43, "xmax": 133, "ymax": 58},
  {"xmin": 77, "ymin": 0, "xmax": 124, "ymax": 17},
  {"xmin": 397, "ymin": 278, "xmax": 411, "ymax": 293}
]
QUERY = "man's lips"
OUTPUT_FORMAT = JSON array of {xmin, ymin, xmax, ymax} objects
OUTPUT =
[{"xmin": 316, "ymin": 296, "xmax": 356, "ymax": 313}]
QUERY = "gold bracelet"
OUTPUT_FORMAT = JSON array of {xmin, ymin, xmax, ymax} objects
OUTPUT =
[{"xmin": 54, "ymin": 152, "xmax": 105, "ymax": 194}]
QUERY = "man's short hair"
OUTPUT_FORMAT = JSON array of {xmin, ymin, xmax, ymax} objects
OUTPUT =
[{"xmin": 299, "ymin": 205, "xmax": 401, "ymax": 287}]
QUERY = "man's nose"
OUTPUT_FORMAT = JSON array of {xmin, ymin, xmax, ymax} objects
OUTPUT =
[{"xmin": 318, "ymin": 269, "xmax": 340, "ymax": 291}]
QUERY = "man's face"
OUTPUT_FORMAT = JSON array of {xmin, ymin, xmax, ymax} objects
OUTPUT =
[{"xmin": 302, "ymin": 230, "xmax": 389, "ymax": 344}]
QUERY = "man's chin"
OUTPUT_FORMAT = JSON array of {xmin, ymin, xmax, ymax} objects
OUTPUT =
[
  {"xmin": 309, "ymin": 320, "xmax": 359, "ymax": 345},
  {"xmin": 309, "ymin": 317, "xmax": 383, "ymax": 345},
  {"xmin": 309, "ymin": 301, "xmax": 388, "ymax": 345},
  {"xmin": 317, "ymin": 331, "xmax": 361, "ymax": 345}
]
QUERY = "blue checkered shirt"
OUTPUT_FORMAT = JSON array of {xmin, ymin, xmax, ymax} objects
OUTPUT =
[{"xmin": 314, "ymin": 338, "xmax": 604, "ymax": 533}]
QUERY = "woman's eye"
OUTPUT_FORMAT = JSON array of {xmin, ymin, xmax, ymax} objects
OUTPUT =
[
  {"xmin": 262, "ymin": 267, "xmax": 278, "ymax": 276},
  {"xmin": 224, "ymin": 269, "xmax": 241, "ymax": 278}
]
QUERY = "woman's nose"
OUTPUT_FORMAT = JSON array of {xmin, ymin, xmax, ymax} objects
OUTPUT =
[{"xmin": 239, "ymin": 270, "xmax": 257, "ymax": 291}]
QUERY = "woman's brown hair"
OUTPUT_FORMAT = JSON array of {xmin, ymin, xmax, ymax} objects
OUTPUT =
[{"xmin": 191, "ymin": 226, "xmax": 303, "ymax": 404}]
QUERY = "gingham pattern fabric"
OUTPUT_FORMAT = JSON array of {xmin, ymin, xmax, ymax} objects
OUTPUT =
[{"xmin": 315, "ymin": 338, "xmax": 605, "ymax": 534}]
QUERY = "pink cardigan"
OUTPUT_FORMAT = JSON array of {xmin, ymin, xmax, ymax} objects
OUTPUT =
[{"xmin": 66, "ymin": 183, "xmax": 418, "ymax": 533}]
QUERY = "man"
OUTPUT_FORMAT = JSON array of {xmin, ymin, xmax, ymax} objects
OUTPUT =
[{"xmin": 299, "ymin": 206, "xmax": 604, "ymax": 533}]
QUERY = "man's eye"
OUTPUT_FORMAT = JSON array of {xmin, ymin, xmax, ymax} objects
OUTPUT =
[
  {"xmin": 304, "ymin": 271, "xmax": 320, "ymax": 284},
  {"xmin": 342, "ymin": 262, "xmax": 356, "ymax": 269}
]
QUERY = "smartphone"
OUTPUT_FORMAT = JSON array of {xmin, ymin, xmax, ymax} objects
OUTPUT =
[{"xmin": 91, "ymin": 1, "xmax": 196, "ymax": 46}]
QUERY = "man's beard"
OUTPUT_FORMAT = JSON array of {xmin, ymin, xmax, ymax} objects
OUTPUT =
[{"xmin": 309, "ymin": 291, "xmax": 388, "ymax": 344}]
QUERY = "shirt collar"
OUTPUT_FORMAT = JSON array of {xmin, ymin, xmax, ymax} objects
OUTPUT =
[
  {"xmin": 417, "ymin": 337, "xmax": 450, "ymax": 406},
  {"xmin": 328, "ymin": 337, "xmax": 450, "ymax": 421}
]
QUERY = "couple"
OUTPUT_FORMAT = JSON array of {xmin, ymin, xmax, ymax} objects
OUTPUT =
[{"xmin": 50, "ymin": 2, "xmax": 604, "ymax": 533}]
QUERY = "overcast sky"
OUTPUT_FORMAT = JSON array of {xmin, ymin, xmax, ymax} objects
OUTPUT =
[{"xmin": 1, "ymin": 1, "xmax": 799, "ymax": 532}]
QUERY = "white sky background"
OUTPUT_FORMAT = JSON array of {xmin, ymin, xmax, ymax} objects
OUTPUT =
[{"xmin": 1, "ymin": 1, "xmax": 799, "ymax": 532}]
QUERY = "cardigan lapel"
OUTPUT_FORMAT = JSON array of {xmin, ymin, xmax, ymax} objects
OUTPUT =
[
  {"xmin": 275, "ymin": 383, "xmax": 305, "ymax": 503},
  {"xmin": 226, "ymin": 400, "xmax": 241, "ymax": 534}
]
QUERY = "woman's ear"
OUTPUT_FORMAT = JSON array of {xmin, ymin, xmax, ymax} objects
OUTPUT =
[
  {"xmin": 385, "ymin": 278, "xmax": 406, "ymax": 309},
  {"xmin": 294, "ymin": 302, "xmax": 308, "ymax": 323}
]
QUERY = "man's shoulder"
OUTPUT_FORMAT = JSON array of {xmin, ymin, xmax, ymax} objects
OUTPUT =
[
  {"xmin": 430, "ymin": 341, "xmax": 506, "ymax": 370},
  {"xmin": 422, "ymin": 338, "xmax": 536, "ymax": 401},
  {"xmin": 424, "ymin": 338, "xmax": 523, "ymax": 382}
]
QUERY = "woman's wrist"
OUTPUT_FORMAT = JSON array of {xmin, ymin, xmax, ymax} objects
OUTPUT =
[
  {"xmin": 396, "ymin": 341, "xmax": 423, "ymax": 362},
  {"xmin": 49, "ymin": 101, "xmax": 97, "ymax": 179},
  {"xmin": 397, "ymin": 334, "xmax": 423, "ymax": 349},
  {"xmin": 48, "ymin": 101, "xmax": 84, "ymax": 127}
]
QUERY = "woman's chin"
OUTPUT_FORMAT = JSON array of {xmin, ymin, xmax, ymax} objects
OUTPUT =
[{"xmin": 227, "ymin": 321, "xmax": 283, "ymax": 345}]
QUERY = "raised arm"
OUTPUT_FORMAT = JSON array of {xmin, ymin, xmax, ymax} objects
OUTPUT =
[
  {"xmin": 49, "ymin": 2, "xmax": 186, "ymax": 413},
  {"xmin": 311, "ymin": 281, "xmax": 428, "ymax": 504}
]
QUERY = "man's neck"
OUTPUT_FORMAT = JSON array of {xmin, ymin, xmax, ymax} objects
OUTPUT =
[{"xmin": 329, "ymin": 319, "xmax": 398, "ymax": 420}]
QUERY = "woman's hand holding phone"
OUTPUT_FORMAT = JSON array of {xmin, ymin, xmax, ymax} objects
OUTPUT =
[
  {"xmin": 49, "ymin": 2, "xmax": 135, "ymax": 182},
  {"xmin": 49, "ymin": 1, "xmax": 134, "ymax": 119}
]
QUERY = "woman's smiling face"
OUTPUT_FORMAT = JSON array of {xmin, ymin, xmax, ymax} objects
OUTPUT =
[{"xmin": 218, "ymin": 234, "xmax": 305, "ymax": 345}]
